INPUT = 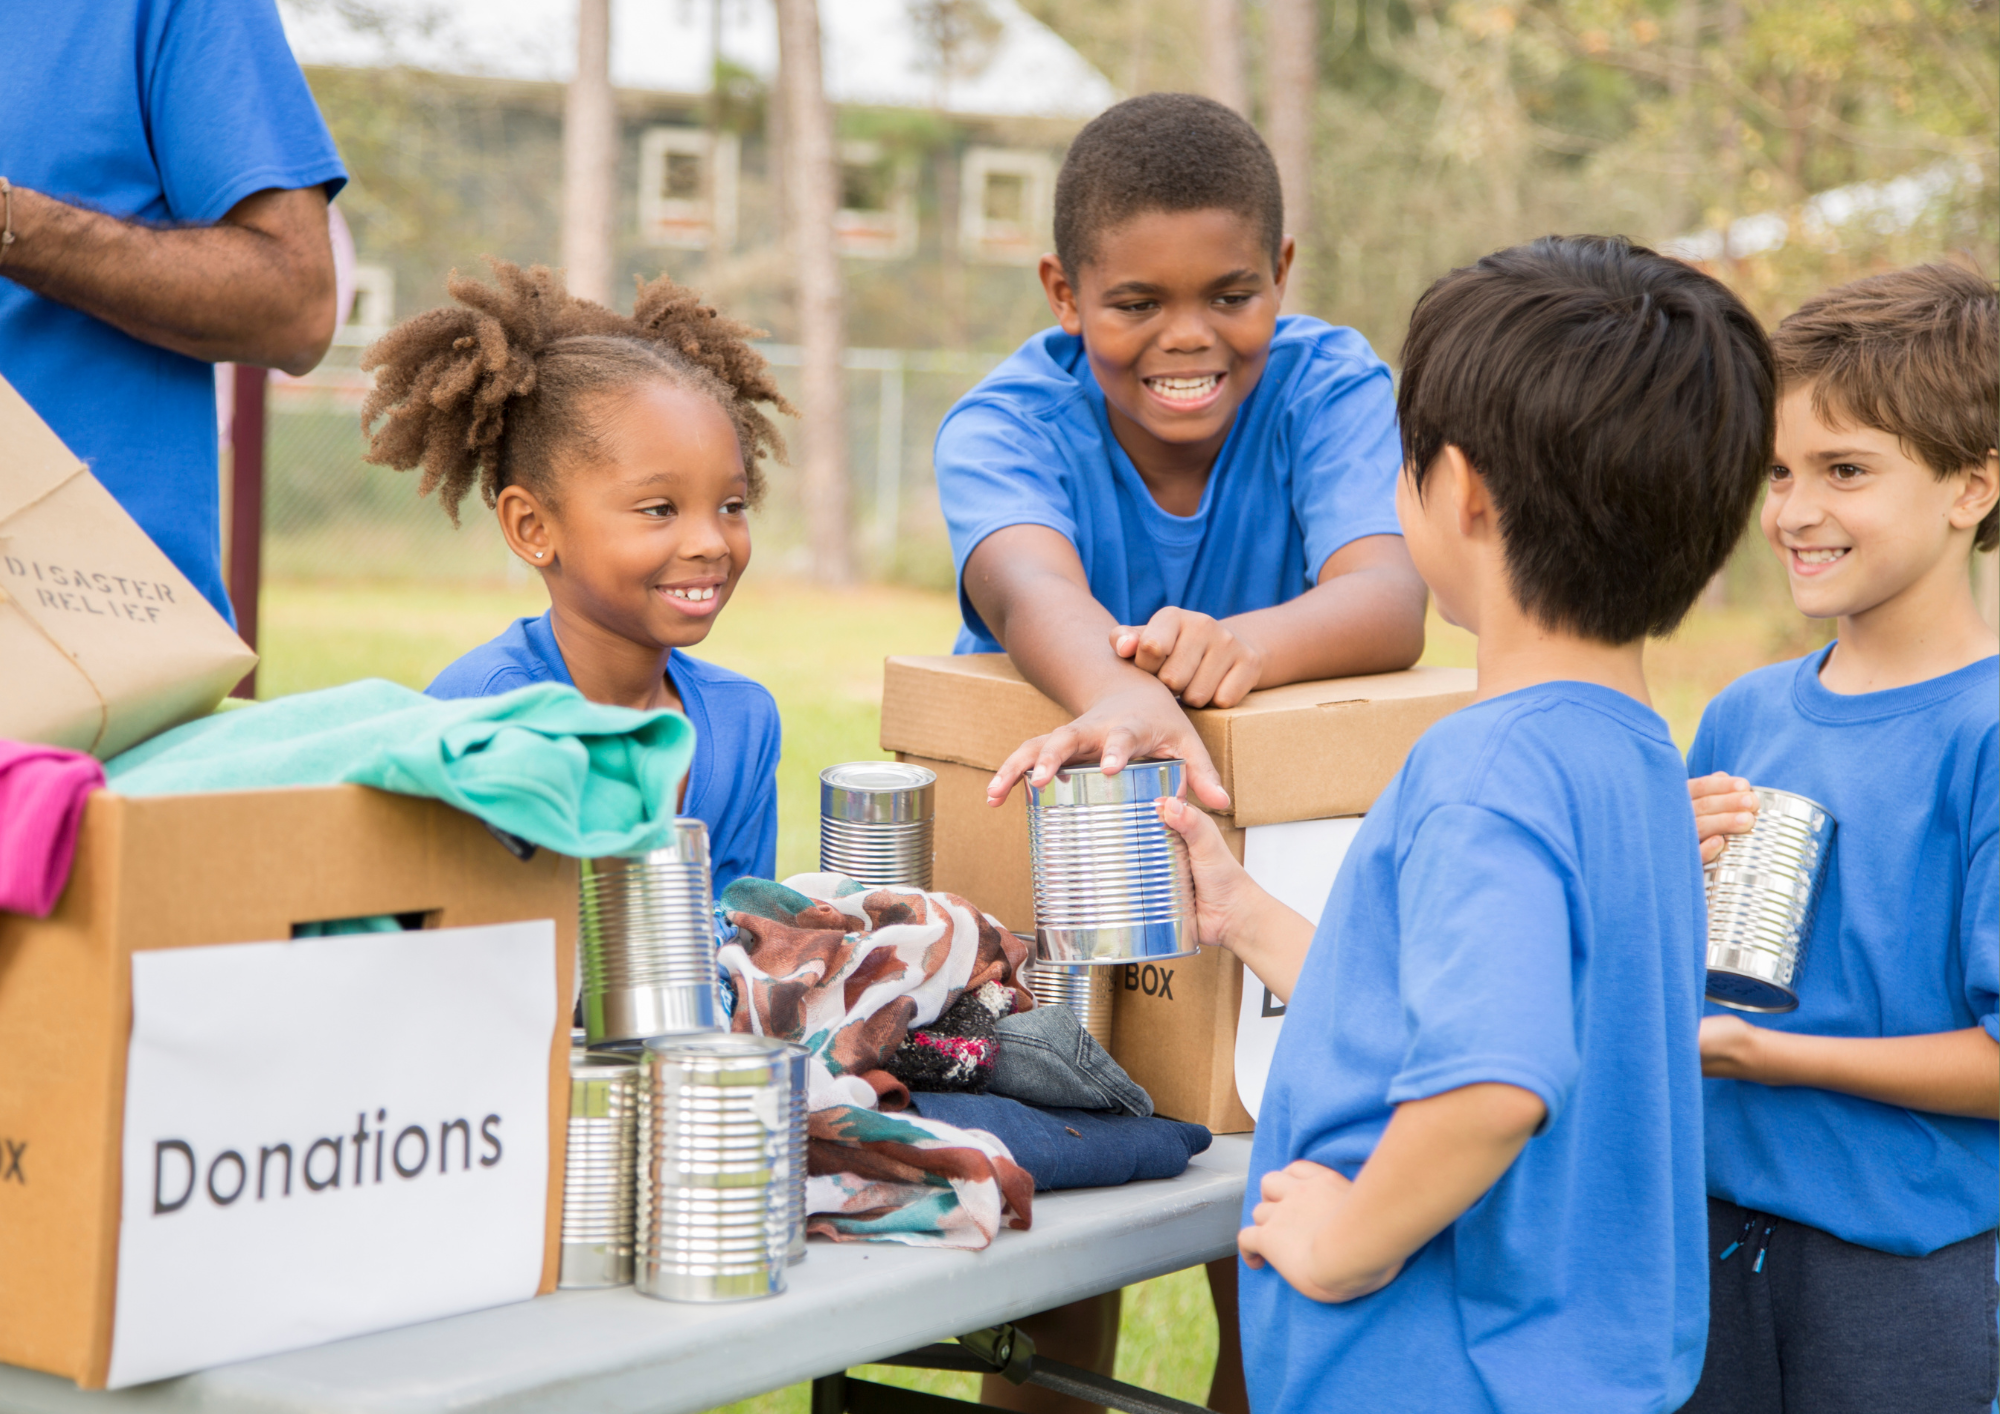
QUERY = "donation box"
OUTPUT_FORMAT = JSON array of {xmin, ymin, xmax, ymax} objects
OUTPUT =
[
  {"xmin": 880, "ymin": 655, "xmax": 1476, "ymax": 1132},
  {"xmin": 0, "ymin": 785, "xmax": 578, "ymax": 1389}
]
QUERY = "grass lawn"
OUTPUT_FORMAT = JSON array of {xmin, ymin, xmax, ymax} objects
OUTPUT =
[{"xmin": 254, "ymin": 575, "xmax": 1807, "ymax": 1413}]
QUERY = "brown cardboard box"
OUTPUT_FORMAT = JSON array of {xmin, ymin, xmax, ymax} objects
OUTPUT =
[
  {"xmin": 0, "ymin": 373, "xmax": 257, "ymax": 757},
  {"xmin": 880, "ymin": 654, "xmax": 1476, "ymax": 1131},
  {"xmin": 0, "ymin": 786, "xmax": 576, "ymax": 1389}
]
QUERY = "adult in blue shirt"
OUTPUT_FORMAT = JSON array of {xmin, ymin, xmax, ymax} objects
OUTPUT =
[
  {"xmin": 936, "ymin": 96, "xmax": 1425, "ymax": 812},
  {"xmin": 0, "ymin": 0, "xmax": 348, "ymax": 624}
]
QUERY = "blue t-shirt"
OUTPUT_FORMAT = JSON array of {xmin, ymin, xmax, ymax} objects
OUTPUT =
[
  {"xmin": 0, "ymin": 0, "xmax": 347, "ymax": 623},
  {"xmin": 1245, "ymin": 684, "xmax": 1709, "ymax": 1414},
  {"xmin": 934, "ymin": 317, "xmax": 1403, "ymax": 653},
  {"xmin": 425, "ymin": 613, "xmax": 781, "ymax": 895},
  {"xmin": 1687, "ymin": 646, "xmax": 1998, "ymax": 1257}
]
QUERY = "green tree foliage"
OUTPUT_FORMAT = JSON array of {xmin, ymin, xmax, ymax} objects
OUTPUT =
[{"xmin": 1029, "ymin": 0, "xmax": 1997, "ymax": 352}]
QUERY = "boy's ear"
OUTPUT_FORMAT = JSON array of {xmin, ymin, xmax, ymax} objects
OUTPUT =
[
  {"xmin": 1950, "ymin": 449, "xmax": 2000, "ymax": 531},
  {"xmin": 1437, "ymin": 445, "xmax": 1493, "ymax": 538},
  {"xmin": 1272, "ymin": 235, "xmax": 1296, "ymax": 303},
  {"xmin": 1039, "ymin": 254, "xmax": 1084, "ymax": 336}
]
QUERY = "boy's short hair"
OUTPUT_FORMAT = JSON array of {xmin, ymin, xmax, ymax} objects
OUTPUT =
[
  {"xmin": 1053, "ymin": 93, "xmax": 1283, "ymax": 277},
  {"xmin": 1399, "ymin": 235, "xmax": 1775, "ymax": 644},
  {"xmin": 1772, "ymin": 264, "xmax": 1998, "ymax": 552}
]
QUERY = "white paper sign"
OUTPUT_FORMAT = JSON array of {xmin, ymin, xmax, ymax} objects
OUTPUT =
[
  {"xmin": 110, "ymin": 921, "xmax": 556, "ymax": 1388},
  {"xmin": 1234, "ymin": 817, "xmax": 1364, "ymax": 1121}
]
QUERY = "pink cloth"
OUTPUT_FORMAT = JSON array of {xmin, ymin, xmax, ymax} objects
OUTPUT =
[{"xmin": 0, "ymin": 741, "xmax": 105, "ymax": 918}]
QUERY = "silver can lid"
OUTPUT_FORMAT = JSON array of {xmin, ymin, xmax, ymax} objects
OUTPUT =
[{"xmin": 820, "ymin": 761, "xmax": 937, "ymax": 822}]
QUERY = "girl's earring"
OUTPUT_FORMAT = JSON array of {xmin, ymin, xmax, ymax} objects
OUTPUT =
[{"xmin": 534, "ymin": 551, "xmax": 546, "ymax": 559}]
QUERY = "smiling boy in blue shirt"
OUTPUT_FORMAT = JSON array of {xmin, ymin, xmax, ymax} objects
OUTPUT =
[
  {"xmin": 1684, "ymin": 264, "xmax": 1998, "ymax": 1413},
  {"xmin": 938, "ymin": 93, "xmax": 1427, "ymax": 814},
  {"xmin": 1159, "ymin": 236, "xmax": 1778, "ymax": 1413}
]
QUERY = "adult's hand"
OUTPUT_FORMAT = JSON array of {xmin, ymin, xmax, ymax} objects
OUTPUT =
[{"xmin": 0, "ymin": 183, "xmax": 337, "ymax": 374}]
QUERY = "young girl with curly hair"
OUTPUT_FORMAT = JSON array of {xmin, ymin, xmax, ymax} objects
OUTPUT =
[{"xmin": 361, "ymin": 260, "xmax": 793, "ymax": 891}]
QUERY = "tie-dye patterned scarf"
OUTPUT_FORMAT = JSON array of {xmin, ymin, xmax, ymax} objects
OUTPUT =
[{"xmin": 716, "ymin": 873, "xmax": 1037, "ymax": 1249}]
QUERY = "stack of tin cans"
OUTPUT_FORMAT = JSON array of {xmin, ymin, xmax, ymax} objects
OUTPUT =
[
  {"xmin": 636, "ymin": 1033, "xmax": 798, "ymax": 1303},
  {"xmin": 579, "ymin": 819, "xmax": 718, "ymax": 1044},
  {"xmin": 818, "ymin": 762, "xmax": 936, "ymax": 890},
  {"xmin": 1705, "ymin": 786, "xmax": 1837, "ymax": 1013},
  {"xmin": 558, "ymin": 1043, "xmax": 641, "ymax": 1289},
  {"xmin": 1028, "ymin": 760, "xmax": 1197, "ymax": 966}
]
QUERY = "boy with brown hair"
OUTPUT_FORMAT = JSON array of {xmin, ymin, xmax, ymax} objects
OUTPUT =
[{"xmin": 1686, "ymin": 263, "xmax": 1999, "ymax": 1411}]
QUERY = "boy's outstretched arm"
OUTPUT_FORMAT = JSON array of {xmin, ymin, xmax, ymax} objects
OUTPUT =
[
  {"xmin": 968, "ymin": 525, "xmax": 1234, "ymax": 809},
  {"xmin": 1701, "ymin": 1018, "xmax": 2000, "ymax": 1119},
  {"xmin": 1111, "ymin": 536, "xmax": 1427, "ymax": 701},
  {"xmin": 1239, "ymin": 1083, "xmax": 1546, "ymax": 1302}
]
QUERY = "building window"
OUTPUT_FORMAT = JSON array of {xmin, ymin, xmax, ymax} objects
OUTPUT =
[
  {"xmin": 346, "ymin": 263, "xmax": 396, "ymax": 334},
  {"xmin": 639, "ymin": 127, "xmax": 738, "ymax": 251},
  {"xmin": 835, "ymin": 141, "xmax": 916, "ymax": 260},
  {"xmin": 960, "ymin": 147, "xmax": 1054, "ymax": 265}
]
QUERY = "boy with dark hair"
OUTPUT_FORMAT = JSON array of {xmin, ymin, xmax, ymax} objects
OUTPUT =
[
  {"xmin": 939, "ymin": 93, "xmax": 1426, "ymax": 812},
  {"xmin": 1684, "ymin": 264, "xmax": 1999, "ymax": 1412},
  {"xmin": 1159, "ymin": 235, "xmax": 1774, "ymax": 1413}
]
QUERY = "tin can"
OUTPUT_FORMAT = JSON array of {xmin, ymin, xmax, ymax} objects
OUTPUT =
[
  {"xmin": 1028, "ymin": 760, "xmax": 1196, "ymax": 965},
  {"xmin": 1021, "ymin": 950, "xmax": 1116, "ymax": 1049},
  {"xmin": 558, "ymin": 1045, "xmax": 639, "ymax": 1288},
  {"xmin": 635, "ymin": 1032, "xmax": 789, "ymax": 1303},
  {"xmin": 581, "ymin": 819, "xmax": 717, "ymax": 1043},
  {"xmin": 819, "ymin": 762, "xmax": 936, "ymax": 890},
  {"xmin": 1705, "ymin": 787, "xmax": 1837, "ymax": 1013}
]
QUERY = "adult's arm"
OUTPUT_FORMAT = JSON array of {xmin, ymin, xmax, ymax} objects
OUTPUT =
[
  {"xmin": 967, "ymin": 524, "xmax": 1235, "ymax": 808},
  {"xmin": 0, "ymin": 184, "xmax": 337, "ymax": 375}
]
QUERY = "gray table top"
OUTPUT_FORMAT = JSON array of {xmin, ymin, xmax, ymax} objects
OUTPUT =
[{"xmin": 0, "ymin": 1136, "xmax": 1253, "ymax": 1414}]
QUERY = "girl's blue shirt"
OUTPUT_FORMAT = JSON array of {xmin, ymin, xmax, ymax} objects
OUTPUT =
[{"xmin": 425, "ymin": 611, "xmax": 781, "ymax": 895}]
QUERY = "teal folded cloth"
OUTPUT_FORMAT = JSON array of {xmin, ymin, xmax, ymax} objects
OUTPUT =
[{"xmin": 106, "ymin": 680, "xmax": 695, "ymax": 859}]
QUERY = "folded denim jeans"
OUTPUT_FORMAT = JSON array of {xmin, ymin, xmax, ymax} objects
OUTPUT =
[
  {"xmin": 906, "ymin": 1092, "xmax": 1207, "ymax": 1191},
  {"xmin": 988, "ymin": 1002, "xmax": 1153, "ymax": 1117}
]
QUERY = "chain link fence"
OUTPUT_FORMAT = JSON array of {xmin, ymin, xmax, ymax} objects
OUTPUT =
[{"xmin": 262, "ymin": 335, "xmax": 1000, "ymax": 589}]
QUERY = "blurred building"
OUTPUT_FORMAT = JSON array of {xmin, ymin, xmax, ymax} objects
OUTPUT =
[{"xmin": 279, "ymin": 0, "xmax": 1118, "ymax": 352}]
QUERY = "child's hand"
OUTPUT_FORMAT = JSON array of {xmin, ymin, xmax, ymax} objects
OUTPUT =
[
  {"xmin": 1699, "ymin": 1014, "xmax": 1769, "ymax": 1080},
  {"xmin": 985, "ymin": 684, "xmax": 1232, "ymax": 811},
  {"xmin": 1238, "ymin": 1160, "xmax": 1401, "ymax": 1303},
  {"xmin": 1111, "ymin": 609, "xmax": 1267, "ymax": 709},
  {"xmin": 1156, "ymin": 795, "xmax": 1257, "ymax": 952},
  {"xmin": 1690, "ymin": 772, "xmax": 1759, "ymax": 865}
]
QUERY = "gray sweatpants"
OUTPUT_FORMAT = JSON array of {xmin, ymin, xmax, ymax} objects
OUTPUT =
[{"xmin": 1679, "ymin": 1197, "xmax": 1998, "ymax": 1414}]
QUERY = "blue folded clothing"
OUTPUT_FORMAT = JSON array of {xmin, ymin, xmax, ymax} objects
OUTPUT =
[{"xmin": 906, "ymin": 1092, "xmax": 1211, "ymax": 1192}]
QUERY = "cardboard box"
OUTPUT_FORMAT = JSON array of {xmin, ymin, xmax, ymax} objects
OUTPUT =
[
  {"xmin": 0, "ymin": 785, "xmax": 577, "ymax": 1388},
  {"xmin": 881, "ymin": 655, "xmax": 1476, "ymax": 1131},
  {"xmin": 0, "ymin": 372, "xmax": 256, "ymax": 757}
]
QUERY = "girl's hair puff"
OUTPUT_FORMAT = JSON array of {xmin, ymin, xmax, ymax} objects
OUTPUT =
[{"xmin": 360, "ymin": 259, "xmax": 792, "ymax": 523}]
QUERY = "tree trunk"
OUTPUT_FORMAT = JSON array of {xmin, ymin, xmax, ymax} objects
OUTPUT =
[
  {"xmin": 562, "ymin": 0, "xmax": 616, "ymax": 306},
  {"xmin": 776, "ymin": 0, "xmax": 854, "ymax": 584},
  {"xmin": 1202, "ymin": 0, "xmax": 1248, "ymax": 116},
  {"xmin": 1264, "ymin": 0, "xmax": 1315, "ymax": 311}
]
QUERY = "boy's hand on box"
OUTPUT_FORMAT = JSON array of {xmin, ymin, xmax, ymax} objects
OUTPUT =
[
  {"xmin": 1111, "ymin": 608, "xmax": 1268, "ymax": 709},
  {"xmin": 985, "ymin": 683, "xmax": 1233, "ymax": 811},
  {"xmin": 1239, "ymin": 1160, "xmax": 1400, "ymax": 1303},
  {"xmin": 1689, "ymin": 772, "xmax": 1759, "ymax": 865}
]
